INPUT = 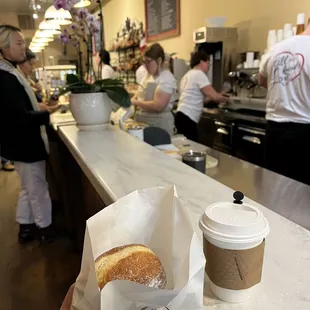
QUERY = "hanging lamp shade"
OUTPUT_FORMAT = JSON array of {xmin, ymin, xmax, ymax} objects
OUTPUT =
[
  {"xmin": 74, "ymin": 0, "xmax": 91, "ymax": 8},
  {"xmin": 39, "ymin": 21, "xmax": 61, "ymax": 35},
  {"xmin": 29, "ymin": 45, "xmax": 45, "ymax": 51},
  {"xmin": 35, "ymin": 30, "xmax": 54, "ymax": 39},
  {"xmin": 31, "ymin": 41, "xmax": 48, "ymax": 47},
  {"xmin": 32, "ymin": 37, "xmax": 53, "ymax": 43},
  {"xmin": 45, "ymin": 6, "xmax": 72, "ymax": 25}
]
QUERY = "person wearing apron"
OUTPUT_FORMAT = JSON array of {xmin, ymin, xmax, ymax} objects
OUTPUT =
[{"xmin": 131, "ymin": 43, "xmax": 177, "ymax": 136}]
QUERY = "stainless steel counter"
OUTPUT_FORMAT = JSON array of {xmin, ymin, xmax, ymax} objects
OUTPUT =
[{"xmin": 175, "ymin": 138, "xmax": 310, "ymax": 231}]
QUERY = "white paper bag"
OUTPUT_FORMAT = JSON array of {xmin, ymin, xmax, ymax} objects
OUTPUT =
[{"xmin": 71, "ymin": 186, "xmax": 206, "ymax": 310}]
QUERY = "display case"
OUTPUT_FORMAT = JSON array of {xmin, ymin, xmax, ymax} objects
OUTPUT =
[
  {"xmin": 35, "ymin": 64, "xmax": 77, "ymax": 90},
  {"xmin": 35, "ymin": 64, "xmax": 77, "ymax": 104}
]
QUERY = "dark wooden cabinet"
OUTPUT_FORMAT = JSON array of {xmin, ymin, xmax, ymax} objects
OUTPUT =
[
  {"xmin": 198, "ymin": 114, "xmax": 214, "ymax": 147},
  {"xmin": 234, "ymin": 124, "xmax": 266, "ymax": 167},
  {"xmin": 198, "ymin": 110, "xmax": 266, "ymax": 167}
]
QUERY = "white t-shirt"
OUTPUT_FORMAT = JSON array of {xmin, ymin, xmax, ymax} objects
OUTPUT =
[
  {"xmin": 137, "ymin": 69, "xmax": 177, "ymax": 112},
  {"xmin": 101, "ymin": 64, "xmax": 115, "ymax": 79},
  {"xmin": 260, "ymin": 35, "xmax": 310, "ymax": 123},
  {"xmin": 136, "ymin": 65, "xmax": 148, "ymax": 84},
  {"xmin": 177, "ymin": 69, "xmax": 210, "ymax": 123}
]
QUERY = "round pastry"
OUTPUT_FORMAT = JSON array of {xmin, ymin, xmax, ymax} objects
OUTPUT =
[{"xmin": 95, "ymin": 244, "xmax": 167, "ymax": 290}]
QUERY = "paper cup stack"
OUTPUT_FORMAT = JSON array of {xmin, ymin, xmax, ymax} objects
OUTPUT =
[
  {"xmin": 199, "ymin": 193, "xmax": 270, "ymax": 303},
  {"xmin": 267, "ymin": 30, "xmax": 277, "ymax": 50},
  {"xmin": 276, "ymin": 29, "xmax": 284, "ymax": 42}
]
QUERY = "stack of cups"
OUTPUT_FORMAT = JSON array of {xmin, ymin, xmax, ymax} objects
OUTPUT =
[
  {"xmin": 245, "ymin": 52, "xmax": 254, "ymax": 68},
  {"xmin": 284, "ymin": 23, "xmax": 293, "ymax": 39},
  {"xmin": 267, "ymin": 30, "xmax": 277, "ymax": 51},
  {"xmin": 276, "ymin": 29, "xmax": 284, "ymax": 42},
  {"xmin": 199, "ymin": 192, "xmax": 270, "ymax": 303}
]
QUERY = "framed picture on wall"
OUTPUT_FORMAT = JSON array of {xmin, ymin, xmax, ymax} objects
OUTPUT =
[{"xmin": 145, "ymin": 0, "xmax": 180, "ymax": 42}]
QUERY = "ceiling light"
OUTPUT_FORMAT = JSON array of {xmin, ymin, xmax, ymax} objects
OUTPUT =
[
  {"xmin": 32, "ymin": 37, "xmax": 53, "ymax": 43},
  {"xmin": 31, "ymin": 41, "xmax": 48, "ymax": 46},
  {"xmin": 39, "ymin": 21, "xmax": 61, "ymax": 35},
  {"xmin": 45, "ymin": 5, "xmax": 72, "ymax": 26},
  {"xmin": 37, "ymin": 4, "xmax": 41, "ymax": 10},
  {"xmin": 33, "ymin": 13, "xmax": 38, "ymax": 19},
  {"xmin": 35, "ymin": 30, "xmax": 54, "ymax": 39},
  {"xmin": 31, "ymin": 49, "xmax": 44, "ymax": 53},
  {"xmin": 30, "ymin": 44, "xmax": 47, "ymax": 50},
  {"xmin": 74, "ymin": 0, "xmax": 91, "ymax": 8},
  {"xmin": 30, "ymin": 46, "xmax": 44, "ymax": 51},
  {"xmin": 30, "ymin": 47, "xmax": 44, "ymax": 51}
]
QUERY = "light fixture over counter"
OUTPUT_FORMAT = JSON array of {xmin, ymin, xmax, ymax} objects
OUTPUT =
[
  {"xmin": 35, "ymin": 30, "xmax": 54, "ymax": 39},
  {"xmin": 45, "ymin": 5, "xmax": 72, "ymax": 25},
  {"xmin": 74, "ymin": 0, "xmax": 91, "ymax": 8},
  {"xmin": 39, "ymin": 21, "xmax": 61, "ymax": 35}
]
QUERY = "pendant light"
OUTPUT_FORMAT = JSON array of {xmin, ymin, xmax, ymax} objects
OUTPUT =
[
  {"xmin": 32, "ymin": 37, "xmax": 53, "ymax": 44},
  {"xmin": 39, "ymin": 21, "xmax": 61, "ymax": 35},
  {"xmin": 29, "ymin": 45, "xmax": 44, "ymax": 52},
  {"xmin": 35, "ymin": 30, "xmax": 54, "ymax": 40},
  {"xmin": 30, "ymin": 44, "xmax": 48, "ymax": 50},
  {"xmin": 74, "ymin": 0, "xmax": 91, "ymax": 8},
  {"xmin": 31, "ymin": 41, "xmax": 48, "ymax": 47},
  {"xmin": 45, "ymin": 5, "xmax": 72, "ymax": 25}
]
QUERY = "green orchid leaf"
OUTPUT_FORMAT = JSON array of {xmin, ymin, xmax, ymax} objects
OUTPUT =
[
  {"xmin": 94, "ymin": 78, "xmax": 124, "ymax": 87},
  {"xmin": 66, "ymin": 74, "xmax": 82, "ymax": 85},
  {"xmin": 58, "ymin": 82, "xmax": 91, "ymax": 96},
  {"xmin": 103, "ymin": 86, "xmax": 131, "ymax": 108}
]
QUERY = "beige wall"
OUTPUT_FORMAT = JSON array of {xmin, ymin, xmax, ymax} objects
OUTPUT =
[
  {"xmin": 0, "ymin": 12, "xmax": 35, "ymax": 39},
  {"xmin": 103, "ymin": 0, "xmax": 310, "ymax": 59},
  {"xmin": 103, "ymin": 0, "xmax": 252, "ymax": 59},
  {"xmin": 247, "ymin": 0, "xmax": 310, "ymax": 51}
]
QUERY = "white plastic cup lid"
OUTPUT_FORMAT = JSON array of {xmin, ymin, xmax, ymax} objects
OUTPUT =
[
  {"xmin": 199, "ymin": 196, "xmax": 270, "ymax": 244},
  {"xmin": 297, "ymin": 13, "xmax": 306, "ymax": 25}
]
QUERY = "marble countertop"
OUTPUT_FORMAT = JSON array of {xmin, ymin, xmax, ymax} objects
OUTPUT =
[
  {"xmin": 58, "ymin": 125, "xmax": 310, "ymax": 310},
  {"xmin": 50, "ymin": 110, "xmax": 75, "ymax": 130}
]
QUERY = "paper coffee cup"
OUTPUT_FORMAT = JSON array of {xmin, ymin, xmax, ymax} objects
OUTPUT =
[
  {"xmin": 199, "ymin": 199, "xmax": 270, "ymax": 303},
  {"xmin": 128, "ymin": 126, "xmax": 144, "ymax": 141}
]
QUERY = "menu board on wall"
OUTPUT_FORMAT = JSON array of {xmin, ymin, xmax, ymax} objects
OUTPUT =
[{"xmin": 145, "ymin": 0, "xmax": 180, "ymax": 42}]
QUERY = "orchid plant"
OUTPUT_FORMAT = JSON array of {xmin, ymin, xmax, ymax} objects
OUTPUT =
[{"xmin": 54, "ymin": 0, "xmax": 131, "ymax": 108}]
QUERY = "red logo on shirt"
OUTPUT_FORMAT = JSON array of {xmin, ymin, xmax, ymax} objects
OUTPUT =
[{"xmin": 272, "ymin": 51, "xmax": 304, "ymax": 86}]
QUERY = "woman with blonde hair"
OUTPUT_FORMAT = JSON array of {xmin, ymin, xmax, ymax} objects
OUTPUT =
[
  {"xmin": 131, "ymin": 43, "xmax": 177, "ymax": 136},
  {"xmin": 0, "ymin": 25, "xmax": 59, "ymax": 244}
]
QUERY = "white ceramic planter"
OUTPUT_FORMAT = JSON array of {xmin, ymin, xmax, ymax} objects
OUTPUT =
[{"xmin": 70, "ymin": 92, "xmax": 112, "ymax": 130}]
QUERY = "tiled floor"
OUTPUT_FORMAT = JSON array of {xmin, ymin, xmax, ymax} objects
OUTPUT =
[{"xmin": 0, "ymin": 170, "xmax": 80, "ymax": 310}]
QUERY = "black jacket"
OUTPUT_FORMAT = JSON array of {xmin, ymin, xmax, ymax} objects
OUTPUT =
[{"xmin": 0, "ymin": 61, "xmax": 50, "ymax": 163}]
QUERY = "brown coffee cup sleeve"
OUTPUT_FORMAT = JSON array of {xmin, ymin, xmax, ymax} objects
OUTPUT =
[{"xmin": 203, "ymin": 238, "xmax": 265, "ymax": 290}]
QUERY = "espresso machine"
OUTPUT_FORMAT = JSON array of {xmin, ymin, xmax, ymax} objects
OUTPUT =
[{"xmin": 193, "ymin": 27, "xmax": 238, "ymax": 91}]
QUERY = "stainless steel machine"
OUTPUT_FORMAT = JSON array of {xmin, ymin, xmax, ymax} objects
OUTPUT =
[{"xmin": 193, "ymin": 27, "xmax": 238, "ymax": 91}]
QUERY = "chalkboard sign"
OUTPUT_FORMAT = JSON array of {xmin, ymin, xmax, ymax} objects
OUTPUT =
[{"xmin": 145, "ymin": 0, "xmax": 180, "ymax": 42}]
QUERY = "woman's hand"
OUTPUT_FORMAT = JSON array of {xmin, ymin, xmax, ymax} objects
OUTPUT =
[
  {"xmin": 40, "ymin": 103, "xmax": 61, "ymax": 114},
  {"xmin": 39, "ymin": 103, "xmax": 48, "ymax": 111},
  {"xmin": 48, "ymin": 98, "xmax": 59, "ymax": 107},
  {"xmin": 47, "ymin": 104, "xmax": 61, "ymax": 114},
  {"xmin": 34, "ymin": 83, "xmax": 42, "ymax": 92},
  {"xmin": 131, "ymin": 99, "xmax": 140, "ymax": 107},
  {"xmin": 60, "ymin": 284, "xmax": 75, "ymax": 310}
]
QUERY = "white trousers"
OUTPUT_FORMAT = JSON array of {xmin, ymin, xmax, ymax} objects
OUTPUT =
[{"xmin": 15, "ymin": 161, "xmax": 52, "ymax": 228}]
